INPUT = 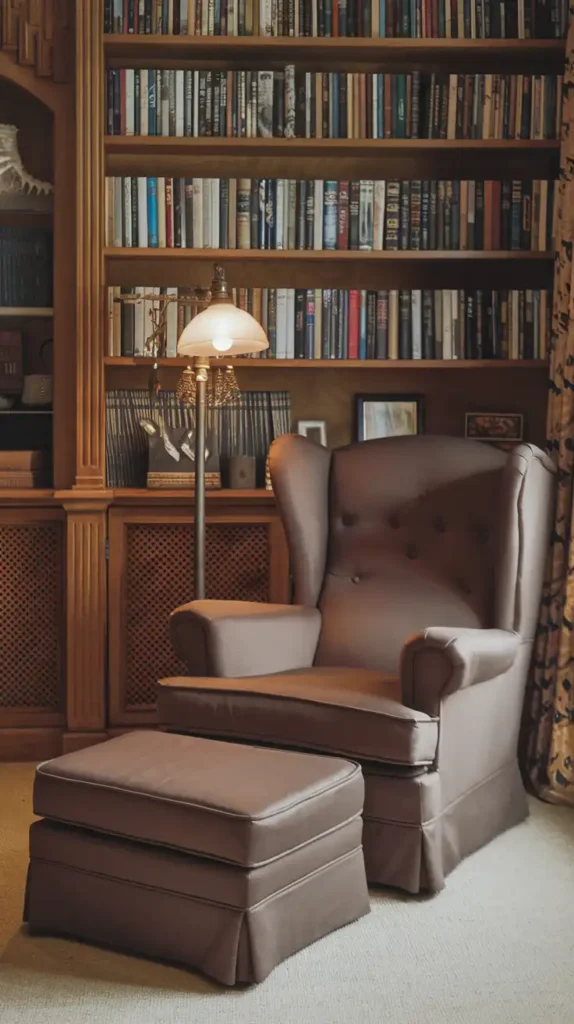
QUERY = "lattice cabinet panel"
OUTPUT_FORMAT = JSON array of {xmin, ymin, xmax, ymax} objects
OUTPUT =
[
  {"xmin": 108, "ymin": 511, "xmax": 278, "ymax": 725},
  {"xmin": 0, "ymin": 513, "xmax": 64, "ymax": 720}
]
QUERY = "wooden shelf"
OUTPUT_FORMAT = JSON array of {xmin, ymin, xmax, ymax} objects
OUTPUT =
[
  {"xmin": 104, "ymin": 247, "xmax": 554, "ymax": 290},
  {"xmin": 105, "ymin": 356, "xmax": 547, "ymax": 370},
  {"xmin": 0, "ymin": 210, "xmax": 52, "ymax": 229},
  {"xmin": 0, "ymin": 307, "xmax": 53, "ymax": 317},
  {"xmin": 0, "ymin": 489, "xmax": 55, "ymax": 504},
  {"xmin": 105, "ymin": 136, "xmax": 560, "ymax": 180},
  {"xmin": 111, "ymin": 487, "xmax": 276, "ymax": 505},
  {"xmin": 104, "ymin": 36, "xmax": 566, "ymax": 74}
]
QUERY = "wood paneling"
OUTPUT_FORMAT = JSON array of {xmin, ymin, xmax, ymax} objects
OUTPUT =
[
  {"xmin": 74, "ymin": 0, "xmax": 105, "ymax": 488},
  {"xmin": 0, "ymin": 726, "xmax": 62, "ymax": 760},
  {"xmin": 64, "ymin": 502, "xmax": 108, "ymax": 731}
]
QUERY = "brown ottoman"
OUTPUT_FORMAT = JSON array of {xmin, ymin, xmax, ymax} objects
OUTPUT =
[{"xmin": 25, "ymin": 731, "xmax": 369, "ymax": 985}]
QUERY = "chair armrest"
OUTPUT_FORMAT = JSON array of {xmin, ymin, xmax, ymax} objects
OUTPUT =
[
  {"xmin": 170, "ymin": 599, "xmax": 322, "ymax": 677},
  {"xmin": 401, "ymin": 626, "xmax": 520, "ymax": 716}
]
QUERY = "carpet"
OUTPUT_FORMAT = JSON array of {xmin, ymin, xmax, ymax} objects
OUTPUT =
[{"xmin": 1, "ymin": 762, "xmax": 573, "ymax": 1024}]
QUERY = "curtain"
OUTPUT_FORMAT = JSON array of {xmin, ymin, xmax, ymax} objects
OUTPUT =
[{"xmin": 522, "ymin": 18, "xmax": 574, "ymax": 805}]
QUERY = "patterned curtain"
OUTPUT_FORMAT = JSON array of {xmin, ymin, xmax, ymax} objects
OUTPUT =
[{"xmin": 522, "ymin": 18, "xmax": 574, "ymax": 806}]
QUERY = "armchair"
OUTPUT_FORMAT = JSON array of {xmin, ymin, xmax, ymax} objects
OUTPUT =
[{"xmin": 157, "ymin": 434, "xmax": 555, "ymax": 893}]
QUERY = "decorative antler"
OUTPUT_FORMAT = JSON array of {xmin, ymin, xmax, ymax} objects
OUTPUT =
[{"xmin": 0, "ymin": 125, "xmax": 53, "ymax": 196}]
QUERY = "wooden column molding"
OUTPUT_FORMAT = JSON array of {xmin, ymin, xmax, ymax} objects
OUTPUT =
[
  {"xmin": 64, "ymin": 501, "xmax": 108, "ymax": 733},
  {"xmin": 74, "ymin": 0, "xmax": 105, "ymax": 489}
]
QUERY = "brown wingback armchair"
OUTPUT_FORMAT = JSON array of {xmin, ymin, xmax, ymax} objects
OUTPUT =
[{"xmin": 157, "ymin": 434, "xmax": 555, "ymax": 894}]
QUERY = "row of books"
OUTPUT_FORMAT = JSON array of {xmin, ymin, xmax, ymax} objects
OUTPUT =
[
  {"xmin": 108, "ymin": 286, "xmax": 551, "ymax": 361},
  {"xmin": 106, "ymin": 69, "xmax": 562, "ymax": 140},
  {"xmin": 104, "ymin": 0, "xmax": 569, "ymax": 39},
  {"xmin": 106, "ymin": 387, "xmax": 291, "ymax": 487},
  {"xmin": 105, "ymin": 176, "xmax": 555, "ymax": 252},
  {"xmin": 0, "ymin": 229, "xmax": 53, "ymax": 308}
]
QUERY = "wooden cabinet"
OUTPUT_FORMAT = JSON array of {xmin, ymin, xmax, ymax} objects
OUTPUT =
[{"xmin": 107, "ymin": 495, "xmax": 289, "ymax": 728}]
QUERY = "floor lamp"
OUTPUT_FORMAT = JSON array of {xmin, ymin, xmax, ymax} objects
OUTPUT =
[{"xmin": 176, "ymin": 265, "xmax": 269, "ymax": 600}]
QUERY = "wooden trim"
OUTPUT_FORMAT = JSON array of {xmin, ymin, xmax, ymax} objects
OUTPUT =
[
  {"xmin": 104, "ymin": 36, "xmax": 566, "ymax": 74},
  {"xmin": 0, "ymin": 49, "xmax": 61, "ymax": 110},
  {"xmin": 75, "ymin": 0, "xmax": 105, "ymax": 488},
  {"xmin": 64, "ymin": 503, "xmax": 107, "ymax": 731},
  {"xmin": 62, "ymin": 731, "xmax": 109, "ymax": 754},
  {"xmin": 52, "ymin": 80, "xmax": 77, "ymax": 489},
  {"xmin": 0, "ymin": 727, "xmax": 62, "ymax": 761},
  {"xmin": 104, "ymin": 247, "xmax": 555, "ymax": 290},
  {"xmin": 0, "ymin": 506, "xmax": 64, "ymax": 523},
  {"xmin": 107, "ymin": 508, "xmax": 129, "ymax": 727},
  {"xmin": 0, "ymin": 490, "xmax": 59, "ymax": 506},
  {"xmin": 105, "ymin": 357, "xmax": 547, "ymax": 371},
  {"xmin": 105, "ymin": 136, "xmax": 560, "ymax": 181},
  {"xmin": 110, "ymin": 487, "xmax": 276, "ymax": 505},
  {"xmin": 0, "ymin": 709, "xmax": 64, "ymax": 728}
]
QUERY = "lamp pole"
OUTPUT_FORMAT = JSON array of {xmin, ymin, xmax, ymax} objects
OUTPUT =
[
  {"xmin": 177, "ymin": 264, "xmax": 269, "ymax": 603},
  {"xmin": 194, "ymin": 357, "xmax": 209, "ymax": 601}
]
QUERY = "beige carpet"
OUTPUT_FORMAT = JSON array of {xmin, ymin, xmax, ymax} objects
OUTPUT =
[{"xmin": 1, "ymin": 763, "xmax": 573, "ymax": 1024}]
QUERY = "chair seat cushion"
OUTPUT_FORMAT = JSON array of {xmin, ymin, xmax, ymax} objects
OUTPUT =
[
  {"xmin": 33, "ymin": 730, "xmax": 363, "ymax": 869},
  {"xmin": 158, "ymin": 667, "xmax": 438, "ymax": 767}
]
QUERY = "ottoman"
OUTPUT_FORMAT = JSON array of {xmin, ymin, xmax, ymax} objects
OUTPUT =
[{"xmin": 25, "ymin": 730, "xmax": 369, "ymax": 985}]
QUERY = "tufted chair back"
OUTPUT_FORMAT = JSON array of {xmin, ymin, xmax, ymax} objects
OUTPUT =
[{"xmin": 269, "ymin": 433, "xmax": 553, "ymax": 674}]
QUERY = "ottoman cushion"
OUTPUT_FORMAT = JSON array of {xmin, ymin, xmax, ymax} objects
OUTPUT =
[
  {"xmin": 33, "ymin": 730, "xmax": 363, "ymax": 867},
  {"xmin": 27, "ymin": 731, "xmax": 369, "ymax": 985}
]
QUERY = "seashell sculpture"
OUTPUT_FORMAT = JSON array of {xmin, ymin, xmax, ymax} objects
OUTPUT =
[{"xmin": 0, "ymin": 124, "xmax": 53, "ymax": 196}]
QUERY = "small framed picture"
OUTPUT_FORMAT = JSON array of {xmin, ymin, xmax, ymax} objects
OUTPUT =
[
  {"xmin": 356, "ymin": 395, "xmax": 423, "ymax": 442},
  {"xmin": 465, "ymin": 412, "xmax": 524, "ymax": 445},
  {"xmin": 297, "ymin": 420, "xmax": 327, "ymax": 446}
]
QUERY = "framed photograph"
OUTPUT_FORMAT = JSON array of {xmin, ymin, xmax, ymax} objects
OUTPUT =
[
  {"xmin": 297, "ymin": 420, "xmax": 327, "ymax": 446},
  {"xmin": 465, "ymin": 412, "xmax": 524, "ymax": 445},
  {"xmin": 356, "ymin": 395, "xmax": 423, "ymax": 442}
]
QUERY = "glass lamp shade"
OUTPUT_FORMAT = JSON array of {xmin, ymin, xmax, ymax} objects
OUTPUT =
[{"xmin": 177, "ymin": 302, "xmax": 269, "ymax": 357}]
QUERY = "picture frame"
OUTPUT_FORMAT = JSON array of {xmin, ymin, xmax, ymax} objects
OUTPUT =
[
  {"xmin": 464, "ymin": 412, "xmax": 524, "ymax": 446},
  {"xmin": 356, "ymin": 395, "xmax": 423, "ymax": 442},
  {"xmin": 297, "ymin": 420, "xmax": 328, "ymax": 446}
]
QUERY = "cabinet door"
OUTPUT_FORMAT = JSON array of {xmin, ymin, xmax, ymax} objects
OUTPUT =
[
  {"xmin": 108, "ymin": 506, "xmax": 288, "ymax": 727},
  {"xmin": 0, "ymin": 510, "xmax": 65, "ymax": 744}
]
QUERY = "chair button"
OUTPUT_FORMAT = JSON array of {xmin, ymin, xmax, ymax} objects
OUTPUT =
[
  {"xmin": 351, "ymin": 574, "xmax": 361, "ymax": 584},
  {"xmin": 406, "ymin": 544, "xmax": 418, "ymax": 560}
]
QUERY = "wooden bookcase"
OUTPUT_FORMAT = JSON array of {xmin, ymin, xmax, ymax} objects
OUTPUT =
[
  {"xmin": 102, "ymin": 31, "xmax": 563, "ymax": 450},
  {"xmin": 0, "ymin": 0, "xmax": 566, "ymax": 759}
]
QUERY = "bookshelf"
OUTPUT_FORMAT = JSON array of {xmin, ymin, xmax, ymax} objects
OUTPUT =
[
  {"xmin": 102, "ymin": 27, "xmax": 562, "ymax": 452},
  {"xmin": 0, "ymin": 0, "xmax": 565, "ymax": 761}
]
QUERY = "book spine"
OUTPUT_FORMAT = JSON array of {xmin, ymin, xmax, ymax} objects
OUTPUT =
[{"xmin": 323, "ymin": 181, "xmax": 338, "ymax": 250}]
